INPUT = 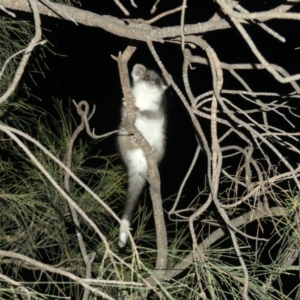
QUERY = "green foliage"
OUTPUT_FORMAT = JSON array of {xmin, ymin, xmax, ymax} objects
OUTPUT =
[
  {"xmin": 0, "ymin": 99, "xmax": 125, "ymax": 299},
  {"xmin": 1, "ymin": 3, "xmax": 300, "ymax": 299},
  {"xmin": 0, "ymin": 17, "xmax": 40, "ymax": 117}
]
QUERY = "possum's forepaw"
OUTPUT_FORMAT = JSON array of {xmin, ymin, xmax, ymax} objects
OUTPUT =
[
  {"xmin": 122, "ymin": 98, "xmax": 138, "ymax": 109},
  {"xmin": 128, "ymin": 105, "xmax": 139, "ymax": 115},
  {"xmin": 151, "ymin": 146, "xmax": 158, "ymax": 157},
  {"xmin": 121, "ymin": 98, "xmax": 127, "ymax": 107}
]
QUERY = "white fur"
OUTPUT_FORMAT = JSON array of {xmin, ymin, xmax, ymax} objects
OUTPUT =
[
  {"xmin": 131, "ymin": 74, "xmax": 166, "ymax": 158},
  {"xmin": 127, "ymin": 148, "xmax": 147, "ymax": 173},
  {"xmin": 118, "ymin": 218, "xmax": 131, "ymax": 248},
  {"xmin": 118, "ymin": 64, "xmax": 167, "ymax": 247},
  {"xmin": 131, "ymin": 82, "xmax": 163, "ymax": 111},
  {"xmin": 135, "ymin": 116, "xmax": 165, "ymax": 155}
]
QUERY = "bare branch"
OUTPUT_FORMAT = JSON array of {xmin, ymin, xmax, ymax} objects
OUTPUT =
[
  {"xmin": 114, "ymin": 45, "xmax": 168, "ymax": 290},
  {"xmin": 113, "ymin": 0, "xmax": 130, "ymax": 16},
  {"xmin": 0, "ymin": 0, "xmax": 43, "ymax": 105},
  {"xmin": 0, "ymin": 250, "xmax": 115, "ymax": 300}
]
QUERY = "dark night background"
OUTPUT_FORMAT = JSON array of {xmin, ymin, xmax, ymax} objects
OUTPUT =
[
  {"xmin": 24, "ymin": 0, "xmax": 215, "ymax": 206},
  {"xmin": 21, "ymin": 0, "xmax": 300, "ymax": 208},
  {"xmin": 3, "ymin": 0, "xmax": 300, "ymax": 297}
]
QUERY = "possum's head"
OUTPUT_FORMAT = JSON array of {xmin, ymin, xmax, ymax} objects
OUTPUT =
[
  {"xmin": 131, "ymin": 64, "xmax": 169, "ymax": 111},
  {"xmin": 131, "ymin": 64, "xmax": 168, "ymax": 93}
]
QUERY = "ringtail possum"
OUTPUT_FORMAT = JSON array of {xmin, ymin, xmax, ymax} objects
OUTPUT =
[{"xmin": 117, "ymin": 64, "xmax": 168, "ymax": 247}]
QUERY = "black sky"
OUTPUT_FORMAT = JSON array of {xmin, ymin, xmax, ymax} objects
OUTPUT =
[{"xmin": 14, "ymin": 0, "xmax": 300, "ymax": 210}]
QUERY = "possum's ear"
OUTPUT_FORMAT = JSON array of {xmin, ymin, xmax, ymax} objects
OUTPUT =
[{"xmin": 132, "ymin": 64, "xmax": 147, "ymax": 82}]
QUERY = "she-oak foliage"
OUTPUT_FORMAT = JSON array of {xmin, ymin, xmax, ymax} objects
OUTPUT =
[{"xmin": 0, "ymin": 1, "xmax": 300, "ymax": 300}]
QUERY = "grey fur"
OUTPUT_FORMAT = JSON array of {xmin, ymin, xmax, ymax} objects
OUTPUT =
[{"xmin": 117, "ymin": 64, "xmax": 168, "ymax": 247}]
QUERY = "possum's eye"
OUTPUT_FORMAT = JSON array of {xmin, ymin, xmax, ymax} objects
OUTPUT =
[{"xmin": 144, "ymin": 74, "xmax": 150, "ymax": 81}]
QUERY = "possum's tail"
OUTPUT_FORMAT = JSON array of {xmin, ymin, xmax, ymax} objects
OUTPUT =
[{"xmin": 118, "ymin": 168, "xmax": 146, "ymax": 248}]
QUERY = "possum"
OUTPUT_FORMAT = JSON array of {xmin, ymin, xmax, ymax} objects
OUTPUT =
[{"xmin": 117, "ymin": 64, "xmax": 168, "ymax": 248}]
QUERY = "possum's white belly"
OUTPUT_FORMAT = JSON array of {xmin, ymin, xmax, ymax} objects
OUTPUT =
[
  {"xmin": 127, "ymin": 148, "xmax": 147, "ymax": 175},
  {"xmin": 135, "ymin": 116, "xmax": 165, "ymax": 155}
]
